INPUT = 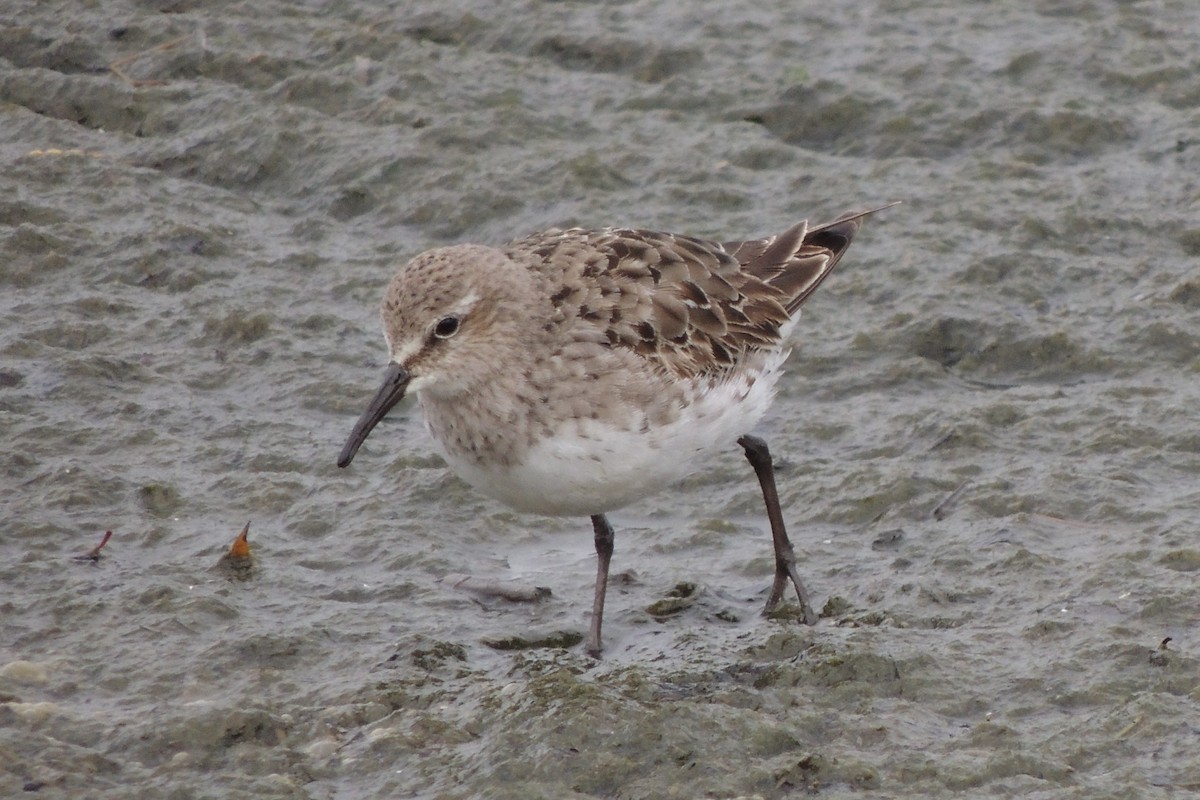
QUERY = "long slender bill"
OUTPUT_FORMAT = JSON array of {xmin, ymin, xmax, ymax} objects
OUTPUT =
[{"xmin": 338, "ymin": 363, "xmax": 411, "ymax": 468}]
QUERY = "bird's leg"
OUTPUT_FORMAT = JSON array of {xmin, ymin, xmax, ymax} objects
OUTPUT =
[
  {"xmin": 586, "ymin": 513, "xmax": 615, "ymax": 656},
  {"xmin": 737, "ymin": 435, "xmax": 818, "ymax": 625}
]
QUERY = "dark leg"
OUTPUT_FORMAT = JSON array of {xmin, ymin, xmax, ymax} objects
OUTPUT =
[
  {"xmin": 738, "ymin": 435, "xmax": 818, "ymax": 625},
  {"xmin": 586, "ymin": 513, "xmax": 615, "ymax": 656}
]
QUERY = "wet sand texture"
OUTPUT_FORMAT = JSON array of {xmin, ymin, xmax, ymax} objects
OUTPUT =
[{"xmin": 2, "ymin": 1, "xmax": 1199, "ymax": 797}]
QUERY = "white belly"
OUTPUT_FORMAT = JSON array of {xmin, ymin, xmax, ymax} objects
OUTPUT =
[{"xmin": 430, "ymin": 353, "xmax": 788, "ymax": 517}]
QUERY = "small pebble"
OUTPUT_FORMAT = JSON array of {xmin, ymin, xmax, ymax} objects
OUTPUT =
[{"xmin": 0, "ymin": 660, "xmax": 49, "ymax": 684}]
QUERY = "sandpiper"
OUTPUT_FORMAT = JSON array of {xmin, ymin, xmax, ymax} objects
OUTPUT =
[{"xmin": 339, "ymin": 206, "xmax": 890, "ymax": 654}]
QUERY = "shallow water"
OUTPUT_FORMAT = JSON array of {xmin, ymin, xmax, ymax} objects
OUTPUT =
[{"xmin": 2, "ymin": 0, "xmax": 1199, "ymax": 797}]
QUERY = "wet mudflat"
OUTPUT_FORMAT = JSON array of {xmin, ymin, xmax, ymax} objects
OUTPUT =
[{"xmin": 2, "ymin": 1, "xmax": 1199, "ymax": 797}]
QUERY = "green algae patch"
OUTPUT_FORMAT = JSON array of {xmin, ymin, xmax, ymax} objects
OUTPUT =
[
  {"xmin": 1159, "ymin": 549, "xmax": 1200, "ymax": 572},
  {"xmin": 482, "ymin": 630, "xmax": 584, "ymax": 651},
  {"xmin": 139, "ymin": 483, "xmax": 181, "ymax": 517}
]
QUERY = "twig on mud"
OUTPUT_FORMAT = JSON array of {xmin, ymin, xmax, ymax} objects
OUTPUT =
[
  {"xmin": 109, "ymin": 34, "xmax": 192, "ymax": 87},
  {"xmin": 931, "ymin": 480, "xmax": 970, "ymax": 521},
  {"xmin": 73, "ymin": 530, "xmax": 112, "ymax": 562},
  {"xmin": 441, "ymin": 573, "xmax": 551, "ymax": 603}
]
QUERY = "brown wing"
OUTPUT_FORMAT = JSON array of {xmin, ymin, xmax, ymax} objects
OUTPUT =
[
  {"xmin": 508, "ymin": 206, "xmax": 886, "ymax": 379},
  {"xmin": 724, "ymin": 207, "xmax": 882, "ymax": 315}
]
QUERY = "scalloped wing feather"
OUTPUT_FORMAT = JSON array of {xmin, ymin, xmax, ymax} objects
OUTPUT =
[{"xmin": 507, "ymin": 208, "xmax": 877, "ymax": 380}]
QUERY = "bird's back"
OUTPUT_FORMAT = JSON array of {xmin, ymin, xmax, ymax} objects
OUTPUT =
[{"xmin": 505, "ymin": 210, "xmax": 872, "ymax": 382}]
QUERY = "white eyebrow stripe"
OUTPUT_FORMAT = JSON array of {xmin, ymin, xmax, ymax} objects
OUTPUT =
[
  {"xmin": 390, "ymin": 337, "xmax": 421, "ymax": 366},
  {"xmin": 451, "ymin": 290, "xmax": 481, "ymax": 315},
  {"xmin": 387, "ymin": 290, "xmax": 482, "ymax": 366}
]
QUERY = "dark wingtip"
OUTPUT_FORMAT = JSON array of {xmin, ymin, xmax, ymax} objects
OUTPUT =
[
  {"xmin": 806, "ymin": 201, "xmax": 901, "ymax": 251},
  {"xmin": 814, "ymin": 201, "xmax": 902, "ymax": 234}
]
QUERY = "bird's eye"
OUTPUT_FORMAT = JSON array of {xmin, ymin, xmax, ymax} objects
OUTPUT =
[{"xmin": 433, "ymin": 315, "xmax": 461, "ymax": 339}]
